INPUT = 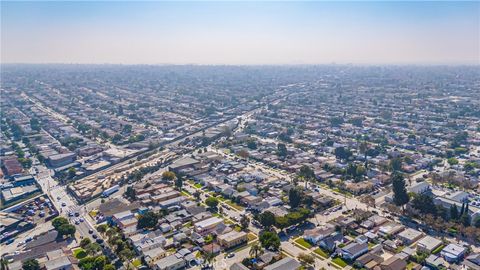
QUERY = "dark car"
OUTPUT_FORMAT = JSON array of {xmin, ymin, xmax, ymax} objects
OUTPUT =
[
  {"xmin": 92, "ymin": 234, "xmax": 98, "ymax": 239},
  {"xmin": 96, "ymin": 238, "xmax": 104, "ymax": 244},
  {"xmin": 88, "ymin": 229, "xmax": 94, "ymax": 234}
]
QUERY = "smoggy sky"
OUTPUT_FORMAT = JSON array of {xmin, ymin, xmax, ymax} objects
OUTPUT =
[{"xmin": 1, "ymin": 1, "xmax": 479, "ymax": 65}]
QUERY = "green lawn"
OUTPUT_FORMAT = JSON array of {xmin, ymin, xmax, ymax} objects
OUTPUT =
[
  {"xmin": 331, "ymin": 257, "xmax": 348, "ymax": 268},
  {"xmin": 395, "ymin": 245, "xmax": 405, "ymax": 253},
  {"xmin": 194, "ymin": 183, "xmax": 203, "ymax": 189},
  {"xmin": 225, "ymin": 200, "xmax": 244, "ymax": 211},
  {"xmin": 73, "ymin": 248, "xmax": 87, "ymax": 259},
  {"xmin": 407, "ymin": 262, "xmax": 418, "ymax": 270},
  {"xmin": 132, "ymin": 259, "xmax": 142, "ymax": 268},
  {"xmin": 294, "ymin": 238, "xmax": 312, "ymax": 249},
  {"xmin": 432, "ymin": 244, "xmax": 445, "ymax": 255},
  {"xmin": 180, "ymin": 190, "xmax": 191, "ymax": 197},
  {"xmin": 314, "ymin": 248, "xmax": 329, "ymax": 259}
]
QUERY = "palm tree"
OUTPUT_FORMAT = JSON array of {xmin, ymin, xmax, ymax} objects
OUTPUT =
[
  {"xmin": 105, "ymin": 228, "xmax": 116, "ymax": 239},
  {"xmin": 202, "ymin": 251, "xmax": 216, "ymax": 268},
  {"xmin": 359, "ymin": 141, "xmax": 368, "ymax": 169},
  {"xmin": 249, "ymin": 243, "xmax": 263, "ymax": 259},
  {"xmin": 0, "ymin": 257, "xmax": 9, "ymax": 270},
  {"xmin": 193, "ymin": 190, "xmax": 201, "ymax": 201}
]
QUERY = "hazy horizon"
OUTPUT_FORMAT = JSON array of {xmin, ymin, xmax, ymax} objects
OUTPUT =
[{"xmin": 2, "ymin": 1, "xmax": 479, "ymax": 65}]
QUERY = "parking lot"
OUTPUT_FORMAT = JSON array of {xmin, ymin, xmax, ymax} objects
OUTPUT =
[{"xmin": 10, "ymin": 195, "xmax": 58, "ymax": 223}]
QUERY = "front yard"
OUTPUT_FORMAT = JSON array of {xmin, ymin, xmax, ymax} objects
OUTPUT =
[
  {"xmin": 313, "ymin": 247, "xmax": 329, "ymax": 259},
  {"xmin": 331, "ymin": 257, "xmax": 348, "ymax": 268},
  {"xmin": 294, "ymin": 237, "xmax": 312, "ymax": 249}
]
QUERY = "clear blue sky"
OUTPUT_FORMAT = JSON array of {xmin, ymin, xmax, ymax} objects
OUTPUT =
[{"xmin": 1, "ymin": 1, "xmax": 479, "ymax": 65}]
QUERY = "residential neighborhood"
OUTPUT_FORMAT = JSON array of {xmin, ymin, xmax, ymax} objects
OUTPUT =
[{"xmin": 1, "ymin": 65, "xmax": 480, "ymax": 270}]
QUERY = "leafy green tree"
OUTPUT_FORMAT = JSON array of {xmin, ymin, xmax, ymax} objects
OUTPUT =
[
  {"xmin": 474, "ymin": 217, "xmax": 480, "ymax": 228},
  {"xmin": 78, "ymin": 256, "xmax": 95, "ymax": 270},
  {"xmin": 93, "ymin": 255, "xmax": 106, "ymax": 269},
  {"xmin": 175, "ymin": 177, "xmax": 183, "ymax": 190},
  {"xmin": 85, "ymin": 242, "xmax": 102, "ymax": 255},
  {"xmin": 392, "ymin": 173, "xmax": 409, "ymax": 211},
  {"xmin": 22, "ymin": 136, "xmax": 30, "ymax": 145},
  {"xmin": 461, "ymin": 213, "xmax": 471, "ymax": 227},
  {"xmin": 460, "ymin": 203, "xmax": 466, "ymax": 216},
  {"xmin": 298, "ymin": 165, "xmax": 315, "ymax": 188},
  {"xmin": 125, "ymin": 186, "xmax": 136, "ymax": 201},
  {"xmin": 350, "ymin": 117, "xmax": 363, "ymax": 127},
  {"xmin": 68, "ymin": 167, "xmax": 76, "ymax": 178},
  {"xmin": 205, "ymin": 197, "xmax": 219, "ymax": 209},
  {"xmin": 118, "ymin": 249, "xmax": 135, "ymax": 261},
  {"xmin": 52, "ymin": 217, "xmax": 69, "ymax": 229},
  {"xmin": 447, "ymin": 158, "xmax": 459, "ymax": 166},
  {"xmin": 18, "ymin": 158, "xmax": 32, "ymax": 168},
  {"xmin": 80, "ymin": 238, "xmax": 92, "ymax": 248},
  {"xmin": 259, "ymin": 231, "xmax": 280, "ymax": 251},
  {"xmin": 247, "ymin": 140, "xmax": 257, "ymax": 150},
  {"xmin": 450, "ymin": 131, "xmax": 468, "ymax": 148},
  {"xmin": 122, "ymin": 124, "xmax": 132, "ymax": 134},
  {"xmin": 137, "ymin": 211, "xmax": 159, "ymax": 229},
  {"xmin": 57, "ymin": 224, "xmax": 76, "ymax": 238},
  {"xmin": 30, "ymin": 118, "xmax": 41, "ymax": 131},
  {"xmin": 277, "ymin": 143, "xmax": 287, "ymax": 158},
  {"xmin": 111, "ymin": 134, "xmax": 123, "ymax": 144},
  {"xmin": 330, "ymin": 117, "xmax": 344, "ymax": 127},
  {"xmin": 96, "ymin": 224, "xmax": 108, "ymax": 235},
  {"xmin": 288, "ymin": 187, "xmax": 302, "ymax": 209},
  {"xmin": 259, "ymin": 211, "xmax": 275, "ymax": 229},
  {"xmin": 299, "ymin": 165, "xmax": 315, "ymax": 179},
  {"xmin": 334, "ymin": 146, "xmax": 351, "ymax": 161},
  {"xmin": 278, "ymin": 133, "xmax": 292, "ymax": 143},
  {"xmin": 249, "ymin": 242, "xmax": 263, "ymax": 259},
  {"xmin": 240, "ymin": 215, "xmax": 250, "ymax": 231},
  {"xmin": 450, "ymin": 205, "xmax": 459, "ymax": 220},
  {"xmin": 274, "ymin": 216, "xmax": 290, "ymax": 230},
  {"xmin": 104, "ymin": 264, "xmax": 115, "ymax": 270},
  {"xmin": 162, "ymin": 171, "xmax": 176, "ymax": 181},
  {"xmin": 193, "ymin": 190, "xmax": 201, "ymax": 201},
  {"xmin": 389, "ymin": 157, "xmax": 403, "ymax": 172},
  {"xmin": 412, "ymin": 194, "xmax": 436, "ymax": 216},
  {"xmin": 22, "ymin": 259, "xmax": 40, "ymax": 270}
]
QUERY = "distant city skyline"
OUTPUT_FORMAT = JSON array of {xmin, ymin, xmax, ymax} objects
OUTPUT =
[{"xmin": 1, "ymin": 1, "xmax": 479, "ymax": 65}]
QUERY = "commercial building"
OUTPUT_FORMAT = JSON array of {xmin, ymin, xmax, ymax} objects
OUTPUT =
[{"xmin": 48, "ymin": 153, "xmax": 76, "ymax": 168}]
